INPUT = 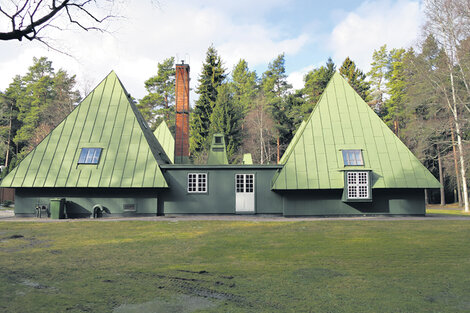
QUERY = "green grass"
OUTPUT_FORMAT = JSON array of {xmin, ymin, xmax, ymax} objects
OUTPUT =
[
  {"xmin": 1, "ymin": 220, "xmax": 470, "ymax": 312},
  {"xmin": 427, "ymin": 208, "xmax": 470, "ymax": 215}
]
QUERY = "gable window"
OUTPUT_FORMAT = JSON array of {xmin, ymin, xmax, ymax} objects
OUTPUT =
[
  {"xmin": 346, "ymin": 171, "xmax": 369, "ymax": 199},
  {"xmin": 342, "ymin": 149, "xmax": 364, "ymax": 166},
  {"xmin": 187, "ymin": 173, "xmax": 207, "ymax": 193},
  {"xmin": 78, "ymin": 148, "xmax": 102, "ymax": 164}
]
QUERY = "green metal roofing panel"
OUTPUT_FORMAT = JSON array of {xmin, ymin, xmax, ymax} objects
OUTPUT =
[
  {"xmin": 1, "ymin": 71, "xmax": 169, "ymax": 188},
  {"xmin": 207, "ymin": 133, "xmax": 229, "ymax": 165},
  {"xmin": 154, "ymin": 121, "xmax": 174, "ymax": 163},
  {"xmin": 272, "ymin": 72, "xmax": 440, "ymax": 190},
  {"xmin": 279, "ymin": 120, "xmax": 306, "ymax": 164}
]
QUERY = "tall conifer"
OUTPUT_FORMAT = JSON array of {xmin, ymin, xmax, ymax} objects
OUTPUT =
[{"xmin": 190, "ymin": 45, "xmax": 226, "ymax": 158}]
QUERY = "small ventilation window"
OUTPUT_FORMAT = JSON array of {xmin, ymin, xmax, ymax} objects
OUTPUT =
[
  {"xmin": 78, "ymin": 148, "xmax": 102, "ymax": 164},
  {"xmin": 215, "ymin": 136, "xmax": 222, "ymax": 144},
  {"xmin": 123, "ymin": 204, "xmax": 136, "ymax": 211},
  {"xmin": 342, "ymin": 150, "xmax": 364, "ymax": 166}
]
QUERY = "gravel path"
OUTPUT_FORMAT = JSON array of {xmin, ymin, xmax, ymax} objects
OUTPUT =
[{"xmin": 1, "ymin": 211, "xmax": 469, "ymax": 222}]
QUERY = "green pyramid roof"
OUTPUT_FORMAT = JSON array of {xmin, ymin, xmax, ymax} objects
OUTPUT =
[
  {"xmin": 1, "ymin": 71, "xmax": 170, "ymax": 188},
  {"xmin": 272, "ymin": 72, "xmax": 440, "ymax": 190},
  {"xmin": 207, "ymin": 133, "xmax": 228, "ymax": 165},
  {"xmin": 154, "ymin": 121, "xmax": 174, "ymax": 163}
]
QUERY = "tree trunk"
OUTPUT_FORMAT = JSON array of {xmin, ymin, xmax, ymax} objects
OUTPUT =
[
  {"xmin": 449, "ymin": 70, "xmax": 469, "ymax": 212},
  {"xmin": 276, "ymin": 137, "xmax": 280, "ymax": 164},
  {"xmin": 424, "ymin": 189, "xmax": 429, "ymax": 206},
  {"xmin": 451, "ymin": 127, "xmax": 462, "ymax": 207},
  {"xmin": 438, "ymin": 151, "xmax": 445, "ymax": 206},
  {"xmin": 394, "ymin": 120, "xmax": 399, "ymax": 135},
  {"xmin": 4, "ymin": 102, "xmax": 13, "ymax": 168}
]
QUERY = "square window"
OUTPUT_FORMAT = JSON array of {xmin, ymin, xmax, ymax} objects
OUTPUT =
[
  {"xmin": 188, "ymin": 173, "xmax": 207, "ymax": 193},
  {"xmin": 78, "ymin": 148, "xmax": 102, "ymax": 164},
  {"xmin": 342, "ymin": 150, "xmax": 364, "ymax": 166}
]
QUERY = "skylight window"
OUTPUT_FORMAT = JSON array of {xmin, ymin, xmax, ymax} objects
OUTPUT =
[
  {"xmin": 78, "ymin": 148, "xmax": 102, "ymax": 164},
  {"xmin": 342, "ymin": 150, "xmax": 364, "ymax": 166}
]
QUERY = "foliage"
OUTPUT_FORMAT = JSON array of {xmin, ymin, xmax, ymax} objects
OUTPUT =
[
  {"xmin": 138, "ymin": 57, "xmax": 176, "ymax": 131},
  {"xmin": 1, "ymin": 57, "xmax": 80, "ymax": 167},
  {"xmin": 242, "ymin": 94, "xmax": 277, "ymax": 164},
  {"xmin": 260, "ymin": 54, "xmax": 295, "ymax": 162},
  {"xmin": 367, "ymin": 45, "xmax": 389, "ymax": 115},
  {"xmin": 231, "ymin": 59, "xmax": 258, "ymax": 112},
  {"xmin": 209, "ymin": 84, "xmax": 244, "ymax": 161},
  {"xmin": 0, "ymin": 220, "xmax": 470, "ymax": 312},
  {"xmin": 339, "ymin": 57, "xmax": 370, "ymax": 101},
  {"xmin": 190, "ymin": 45, "xmax": 226, "ymax": 159},
  {"xmin": 302, "ymin": 57, "xmax": 336, "ymax": 115}
]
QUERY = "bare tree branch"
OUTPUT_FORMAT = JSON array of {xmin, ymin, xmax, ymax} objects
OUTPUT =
[{"xmin": 0, "ymin": 1, "xmax": 114, "ymax": 43}]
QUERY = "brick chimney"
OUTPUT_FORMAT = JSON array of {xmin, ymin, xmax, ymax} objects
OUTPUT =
[{"xmin": 174, "ymin": 61, "xmax": 190, "ymax": 164}]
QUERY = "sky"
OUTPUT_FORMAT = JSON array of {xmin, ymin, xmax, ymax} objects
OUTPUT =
[{"xmin": 0, "ymin": 0, "xmax": 424, "ymax": 103}]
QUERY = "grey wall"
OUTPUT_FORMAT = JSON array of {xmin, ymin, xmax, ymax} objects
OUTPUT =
[
  {"xmin": 161, "ymin": 167, "xmax": 283, "ymax": 214},
  {"xmin": 281, "ymin": 189, "xmax": 425, "ymax": 216},
  {"xmin": 15, "ymin": 188, "xmax": 159, "ymax": 217}
]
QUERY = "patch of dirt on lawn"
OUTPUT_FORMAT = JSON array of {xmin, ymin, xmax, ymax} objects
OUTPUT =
[
  {"xmin": 0, "ymin": 234, "xmax": 51, "ymax": 252},
  {"xmin": 113, "ymin": 294, "xmax": 216, "ymax": 313}
]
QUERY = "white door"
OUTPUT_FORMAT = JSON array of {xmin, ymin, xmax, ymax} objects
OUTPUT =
[{"xmin": 235, "ymin": 174, "xmax": 255, "ymax": 213}]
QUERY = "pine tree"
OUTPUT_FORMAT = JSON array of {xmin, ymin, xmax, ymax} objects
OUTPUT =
[
  {"xmin": 231, "ymin": 59, "xmax": 258, "ymax": 112},
  {"xmin": 190, "ymin": 45, "xmax": 226, "ymax": 158},
  {"xmin": 383, "ymin": 48, "xmax": 412, "ymax": 135},
  {"xmin": 4, "ymin": 57, "xmax": 80, "ymax": 165},
  {"xmin": 261, "ymin": 54, "xmax": 293, "ymax": 162},
  {"xmin": 209, "ymin": 84, "xmax": 243, "ymax": 161},
  {"xmin": 339, "ymin": 57, "xmax": 370, "ymax": 101},
  {"xmin": 367, "ymin": 45, "xmax": 389, "ymax": 114},
  {"xmin": 303, "ymin": 58, "xmax": 336, "ymax": 115},
  {"xmin": 139, "ymin": 57, "xmax": 176, "ymax": 130}
]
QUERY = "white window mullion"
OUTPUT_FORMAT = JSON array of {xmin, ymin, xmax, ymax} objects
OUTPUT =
[{"xmin": 347, "ymin": 171, "xmax": 369, "ymax": 199}]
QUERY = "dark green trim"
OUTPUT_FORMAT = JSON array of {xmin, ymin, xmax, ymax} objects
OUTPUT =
[{"xmin": 161, "ymin": 164, "xmax": 283, "ymax": 169}]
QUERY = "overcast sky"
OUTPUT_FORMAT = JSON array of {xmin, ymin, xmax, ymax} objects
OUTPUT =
[{"xmin": 0, "ymin": 0, "xmax": 423, "ymax": 103}]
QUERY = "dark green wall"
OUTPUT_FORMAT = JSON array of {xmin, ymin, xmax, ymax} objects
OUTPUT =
[
  {"xmin": 161, "ymin": 167, "xmax": 283, "ymax": 214},
  {"xmin": 281, "ymin": 189, "xmax": 425, "ymax": 216},
  {"xmin": 14, "ymin": 188, "xmax": 159, "ymax": 217}
]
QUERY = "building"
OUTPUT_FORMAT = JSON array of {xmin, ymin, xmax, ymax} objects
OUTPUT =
[{"xmin": 0, "ymin": 68, "xmax": 440, "ymax": 217}]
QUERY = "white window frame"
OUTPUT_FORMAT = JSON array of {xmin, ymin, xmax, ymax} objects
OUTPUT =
[
  {"xmin": 342, "ymin": 149, "xmax": 364, "ymax": 166},
  {"xmin": 187, "ymin": 173, "xmax": 207, "ymax": 193},
  {"xmin": 78, "ymin": 148, "xmax": 102, "ymax": 164},
  {"xmin": 347, "ymin": 171, "xmax": 369, "ymax": 199}
]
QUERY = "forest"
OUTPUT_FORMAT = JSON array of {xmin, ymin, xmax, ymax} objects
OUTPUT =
[{"xmin": 0, "ymin": 0, "xmax": 469, "ymax": 208}]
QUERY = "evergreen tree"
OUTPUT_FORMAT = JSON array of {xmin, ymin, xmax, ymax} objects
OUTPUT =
[
  {"xmin": 261, "ymin": 54, "xmax": 293, "ymax": 162},
  {"xmin": 231, "ymin": 59, "xmax": 258, "ymax": 112},
  {"xmin": 262, "ymin": 53, "xmax": 292, "ymax": 98},
  {"xmin": 3, "ymin": 57, "xmax": 80, "ymax": 165},
  {"xmin": 139, "ymin": 57, "xmax": 176, "ymax": 130},
  {"xmin": 367, "ymin": 45, "xmax": 389, "ymax": 114},
  {"xmin": 339, "ymin": 57, "xmax": 370, "ymax": 101},
  {"xmin": 209, "ymin": 84, "xmax": 243, "ymax": 161},
  {"xmin": 190, "ymin": 45, "xmax": 226, "ymax": 158},
  {"xmin": 302, "ymin": 58, "xmax": 336, "ymax": 115},
  {"xmin": 383, "ymin": 48, "xmax": 413, "ymax": 135}
]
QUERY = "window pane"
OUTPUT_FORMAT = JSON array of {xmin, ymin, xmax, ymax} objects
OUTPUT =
[
  {"xmin": 78, "ymin": 148, "xmax": 102, "ymax": 164},
  {"xmin": 343, "ymin": 150, "xmax": 364, "ymax": 166}
]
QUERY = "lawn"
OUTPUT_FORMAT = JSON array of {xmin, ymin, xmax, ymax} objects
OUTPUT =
[{"xmin": 0, "ymin": 220, "xmax": 469, "ymax": 312}]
